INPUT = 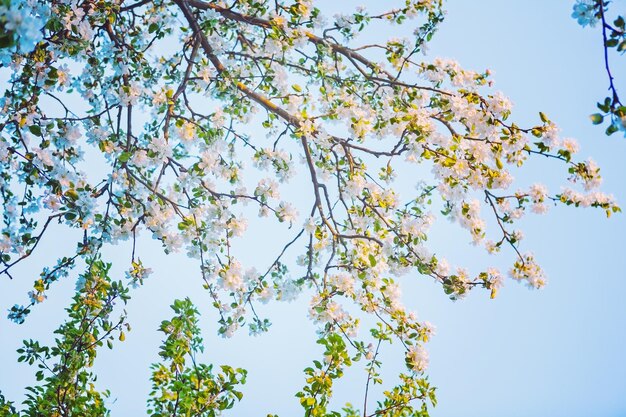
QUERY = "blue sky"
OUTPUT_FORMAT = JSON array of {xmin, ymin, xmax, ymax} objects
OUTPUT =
[{"xmin": 1, "ymin": 1, "xmax": 625, "ymax": 416}]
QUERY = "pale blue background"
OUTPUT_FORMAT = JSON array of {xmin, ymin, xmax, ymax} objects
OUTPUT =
[{"xmin": 1, "ymin": 1, "xmax": 625, "ymax": 416}]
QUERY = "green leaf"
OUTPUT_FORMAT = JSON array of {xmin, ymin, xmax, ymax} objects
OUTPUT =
[
  {"xmin": 368, "ymin": 254, "xmax": 377, "ymax": 267},
  {"xmin": 606, "ymin": 123, "xmax": 619, "ymax": 136},
  {"xmin": 598, "ymin": 99, "xmax": 611, "ymax": 112},
  {"xmin": 28, "ymin": 125, "xmax": 42, "ymax": 136},
  {"xmin": 118, "ymin": 152, "xmax": 131, "ymax": 163},
  {"xmin": 590, "ymin": 113, "xmax": 604, "ymax": 125},
  {"xmin": 0, "ymin": 34, "xmax": 15, "ymax": 49}
]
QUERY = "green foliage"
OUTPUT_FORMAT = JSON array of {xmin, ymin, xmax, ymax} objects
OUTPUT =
[
  {"xmin": 0, "ymin": 393, "xmax": 19, "ymax": 417},
  {"xmin": 297, "ymin": 333, "xmax": 353, "ymax": 416},
  {"xmin": 147, "ymin": 298, "xmax": 246, "ymax": 417},
  {"xmin": 15, "ymin": 256, "xmax": 129, "ymax": 417}
]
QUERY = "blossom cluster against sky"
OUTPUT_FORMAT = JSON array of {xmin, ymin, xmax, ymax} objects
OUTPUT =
[
  {"xmin": 0, "ymin": 1, "xmax": 625, "ymax": 416},
  {"xmin": 409, "ymin": 1, "xmax": 626, "ymax": 415}
]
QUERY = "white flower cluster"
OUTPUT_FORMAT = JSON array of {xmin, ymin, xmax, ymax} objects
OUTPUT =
[
  {"xmin": 572, "ymin": 0, "xmax": 599, "ymax": 27},
  {"xmin": 0, "ymin": 0, "xmax": 49, "ymax": 61}
]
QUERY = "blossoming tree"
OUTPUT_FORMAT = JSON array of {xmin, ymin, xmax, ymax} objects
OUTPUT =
[{"xmin": 0, "ymin": 0, "xmax": 620, "ymax": 416}]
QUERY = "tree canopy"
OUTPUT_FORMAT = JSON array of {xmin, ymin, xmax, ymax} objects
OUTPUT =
[{"xmin": 0, "ymin": 0, "xmax": 621, "ymax": 416}]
